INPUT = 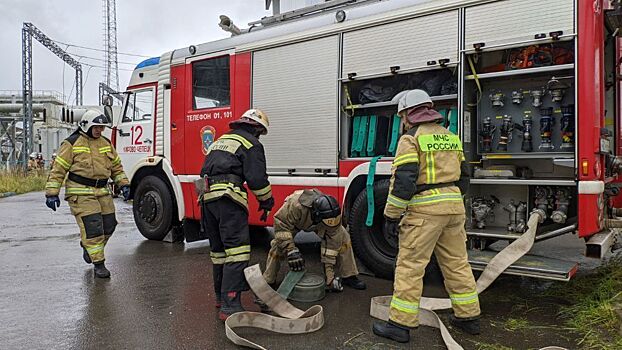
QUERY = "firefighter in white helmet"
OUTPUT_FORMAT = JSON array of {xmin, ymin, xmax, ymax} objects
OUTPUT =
[
  {"xmin": 200, "ymin": 108, "xmax": 274, "ymax": 320},
  {"xmin": 44, "ymin": 109, "xmax": 130, "ymax": 278},
  {"xmin": 27, "ymin": 152, "xmax": 39, "ymax": 172},
  {"xmin": 372, "ymin": 90, "xmax": 480, "ymax": 343}
]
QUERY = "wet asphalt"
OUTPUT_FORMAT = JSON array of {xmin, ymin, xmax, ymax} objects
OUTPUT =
[{"xmin": 0, "ymin": 191, "xmax": 605, "ymax": 350}]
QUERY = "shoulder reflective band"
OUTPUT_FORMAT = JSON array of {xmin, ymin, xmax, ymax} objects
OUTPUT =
[
  {"xmin": 366, "ymin": 156, "xmax": 382, "ymax": 227},
  {"xmin": 418, "ymin": 134, "xmax": 463, "ymax": 152}
]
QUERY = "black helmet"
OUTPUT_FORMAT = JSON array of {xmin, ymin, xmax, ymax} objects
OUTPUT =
[{"xmin": 311, "ymin": 195, "xmax": 341, "ymax": 226}]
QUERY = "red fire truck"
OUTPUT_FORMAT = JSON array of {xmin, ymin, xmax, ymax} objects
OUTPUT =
[{"xmin": 111, "ymin": 0, "xmax": 622, "ymax": 280}]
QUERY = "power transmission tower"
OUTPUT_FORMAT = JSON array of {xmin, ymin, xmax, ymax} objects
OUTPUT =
[
  {"xmin": 103, "ymin": 0, "xmax": 120, "ymax": 94},
  {"xmin": 21, "ymin": 22, "xmax": 82, "ymax": 169}
]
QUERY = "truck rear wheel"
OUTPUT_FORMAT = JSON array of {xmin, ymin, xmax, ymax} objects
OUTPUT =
[
  {"xmin": 349, "ymin": 179, "xmax": 396, "ymax": 279},
  {"xmin": 133, "ymin": 175, "xmax": 174, "ymax": 241},
  {"xmin": 348, "ymin": 179, "xmax": 442, "ymax": 280}
]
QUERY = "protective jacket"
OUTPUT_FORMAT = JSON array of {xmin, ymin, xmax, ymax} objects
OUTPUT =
[
  {"xmin": 45, "ymin": 130, "xmax": 128, "ymax": 198},
  {"xmin": 384, "ymin": 122, "xmax": 469, "ymax": 219},
  {"xmin": 200, "ymin": 128, "xmax": 272, "ymax": 209},
  {"xmin": 263, "ymin": 189, "xmax": 359, "ymax": 285}
]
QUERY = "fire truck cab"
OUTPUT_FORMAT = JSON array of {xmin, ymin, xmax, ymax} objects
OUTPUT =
[{"xmin": 112, "ymin": 0, "xmax": 622, "ymax": 280}]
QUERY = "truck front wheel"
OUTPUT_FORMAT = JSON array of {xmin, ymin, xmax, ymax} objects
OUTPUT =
[{"xmin": 133, "ymin": 175, "xmax": 174, "ymax": 241}]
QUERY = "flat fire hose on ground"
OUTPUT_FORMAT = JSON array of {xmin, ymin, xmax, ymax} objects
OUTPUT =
[
  {"xmin": 224, "ymin": 265, "xmax": 325, "ymax": 349},
  {"xmin": 224, "ymin": 213, "xmax": 565, "ymax": 349},
  {"xmin": 370, "ymin": 212, "xmax": 565, "ymax": 350}
]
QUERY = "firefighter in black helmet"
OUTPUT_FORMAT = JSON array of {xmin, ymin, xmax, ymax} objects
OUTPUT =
[
  {"xmin": 262, "ymin": 189, "xmax": 366, "ymax": 293},
  {"xmin": 200, "ymin": 108, "xmax": 274, "ymax": 321}
]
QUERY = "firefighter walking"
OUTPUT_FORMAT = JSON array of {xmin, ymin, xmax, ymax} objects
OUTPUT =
[
  {"xmin": 44, "ymin": 109, "xmax": 130, "ymax": 278},
  {"xmin": 200, "ymin": 109, "xmax": 274, "ymax": 320},
  {"xmin": 261, "ymin": 189, "xmax": 366, "ymax": 293},
  {"xmin": 373, "ymin": 90, "xmax": 480, "ymax": 343}
]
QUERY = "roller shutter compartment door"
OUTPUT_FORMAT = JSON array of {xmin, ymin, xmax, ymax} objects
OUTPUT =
[
  {"xmin": 252, "ymin": 35, "xmax": 340, "ymax": 174},
  {"xmin": 342, "ymin": 10, "xmax": 459, "ymax": 78},
  {"xmin": 465, "ymin": 0, "xmax": 574, "ymax": 48}
]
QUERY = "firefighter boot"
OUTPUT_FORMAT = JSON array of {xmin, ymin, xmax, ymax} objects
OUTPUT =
[
  {"xmin": 93, "ymin": 262, "xmax": 111, "ymax": 278},
  {"xmin": 449, "ymin": 315, "xmax": 481, "ymax": 335},
  {"xmin": 80, "ymin": 242, "xmax": 92, "ymax": 264},
  {"xmin": 372, "ymin": 320, "xmax": 411, "ymax": 343},
  {"xmin": 219, "ymin": 291, "xmax": 245, "ymax": 321},
  {"xmin": 342, "ymin": 275, "xmax": 367, "ymax": 290}
]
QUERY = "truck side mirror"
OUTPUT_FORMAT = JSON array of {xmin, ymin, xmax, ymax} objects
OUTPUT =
[
  {"xmin": 104, "ymin": 105, "xmax": 113, "ymax": 124},
  {"xmin": 102, "ymin": 95, "xmax": 113, "ymax": 107}
]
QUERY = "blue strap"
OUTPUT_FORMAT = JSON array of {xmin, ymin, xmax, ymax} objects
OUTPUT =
[
  {"xmin": 355, "ymin": 116, "xmax": 369, "ymax": 155},
  {"xmin": 277, "ymin": 270, "xmax": 306, "ymax": 299},
  {"xmin": 366, "ymin": 115, "xmax": 377, "ymax": 157},
  {"xmin": 388, "ymin": 115, "xmax": 401, "ymax": 156},
  {"xmin": 366, "ymin": 156, "xmax": 383, "ymax": 227},
  {"xmin": 351, "ymin": 116, "xmax": 362, "ymax": 157},
  {"xmin": 448, "ymin": 107, "xmax": 458, "ymax": 134}
]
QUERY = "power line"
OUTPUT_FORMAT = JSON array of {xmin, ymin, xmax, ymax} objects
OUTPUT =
[
  {"xmin": 52, "ymin": 39, "xmax": 151, "ymax": 58},
  {"xmin": 82, "ymin": 62, "xmax": 135, "ymax": 72},
  {"xmin": 69, "ymin": 52, "xmax": 139, "ymax": 66}
]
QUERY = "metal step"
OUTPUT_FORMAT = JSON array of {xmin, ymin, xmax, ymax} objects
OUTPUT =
[{"xmin": 468, "ymin": 250, "xmax": 578, "ymax": 281}]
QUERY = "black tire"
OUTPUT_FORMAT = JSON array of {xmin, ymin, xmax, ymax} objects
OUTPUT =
[
  {"xmin": 348, "ymin": 179, "xmax": 442, "ymax": 281},
  {"xmin": 349, "ymin": 179, "xmax": 396, "ymax": 279},
  {"xmin": 133, "ymin": 175, "xmax": 174, "ymax": 241}
]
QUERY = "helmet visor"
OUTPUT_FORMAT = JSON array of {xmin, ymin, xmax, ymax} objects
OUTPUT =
[{"xmin": 322, "ymin": 215, "xmax": 341, "ymax": 227}]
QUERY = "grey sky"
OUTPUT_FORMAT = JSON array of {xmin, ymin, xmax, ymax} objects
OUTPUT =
[{"xmin": 0, "ymin": 0, "xmax": 271, "ymax": 105}]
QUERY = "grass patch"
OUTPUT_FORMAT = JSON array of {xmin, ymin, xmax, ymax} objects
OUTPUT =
[
  {"xmin": 503, "ymin": 317, "xmax": 530, "ymax": 332},
  {"xmin": 0, "ymin": 169, "xmax": 47, "ymax": 194},
  {"xmin": 549, "ymin": 256, "xmax": 622, "ymax": 349}
]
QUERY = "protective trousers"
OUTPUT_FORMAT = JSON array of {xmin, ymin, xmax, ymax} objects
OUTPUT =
[
  {"xmin": 67, "ymin": 195, "xmax": 117, "ymax": 263},
  {"xmin": 202, "ymin": 197, "xmax": 251, "ymax": 293},
  {"xmin": 390, "ymin": 212, "xmax": 480, "ymax": 328},
  {"xmin": 263, "ymin": 225, "xmax": 359, "ymax": 284}
]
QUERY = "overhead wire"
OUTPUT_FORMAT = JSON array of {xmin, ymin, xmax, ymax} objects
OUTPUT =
[{"xmin": 52, "ymin": 39, "xmax": 151, "ymax": 58}]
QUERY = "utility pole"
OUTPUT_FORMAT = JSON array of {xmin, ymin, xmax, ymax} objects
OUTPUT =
[
  {"xmin": 21, "ymin": 22, "xmax": 82, "ymax": 169},
  {"xmin": 103, "ymin": 0, "xmax": 120, "ymax": 94}
]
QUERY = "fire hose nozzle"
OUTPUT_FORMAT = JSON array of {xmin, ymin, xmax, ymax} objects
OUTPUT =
[{"xmin": 530, "ymin": 209, "xmax": 547, "ymax": 223}]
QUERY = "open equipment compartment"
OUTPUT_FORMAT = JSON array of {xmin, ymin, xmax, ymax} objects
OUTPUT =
[{"xmin": 462, "ymin": 39, "xmax": 578, "ymax": 245}]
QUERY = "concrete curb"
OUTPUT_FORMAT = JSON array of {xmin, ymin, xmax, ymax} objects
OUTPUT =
[{"xmin": 0, "ymin": 192, "xmax": 17, "ymax": 198}]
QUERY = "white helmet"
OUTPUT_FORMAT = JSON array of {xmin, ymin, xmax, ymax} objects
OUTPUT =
[
  {"xmin": 79, "ymin": 109, "xmax": 111, "ymax": 133},
  {"xmin": 29, "ymin": 152, "xmax": 37, "ymax": 159},
  {"xmin": 229, "ymin": 109, "xmax": 270, "ymax": 135},
  {"xmin": 392, "ymin": 89, "xmax": 434, "ymax": 114}
]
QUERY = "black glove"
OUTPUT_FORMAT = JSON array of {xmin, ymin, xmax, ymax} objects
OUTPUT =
[
  {"xmin": 120, "ymin": 185, "xmax": 130, "ymax": 201},
  {"xmin": 287, "ymin": 248, "xmax": 305, "ymax": 271},
  {"xmin": 259, "ymin": 210, "xmax": 270, "ymax": 222},
  {"xmin": 259, "ymin": 197, "xmax": 274, "ymax": 211},
  {"xmin": 384, "ymin": 217, "xmax": 400, "ymax": 240},
  {"xmin": 258, "ymin": 197, "xmax": 274, "ymax": 222},
  {"xmin": 45, "ymin": 195, "xmax": 61, "ymax": 211}
]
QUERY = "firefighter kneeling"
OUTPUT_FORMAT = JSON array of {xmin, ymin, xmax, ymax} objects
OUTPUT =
[
  {"xmin": 44, "ymin": 109, "xmax": 130, "ymax": 278},
  {"xmin": 373, "ymin": 90, "xmax": 480, "ymax": 343},
  {"xmin": 262, "ymin": 189, "xmax": 366, "ymax": 294}
]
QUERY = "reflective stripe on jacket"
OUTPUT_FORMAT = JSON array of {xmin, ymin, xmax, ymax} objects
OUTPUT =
[
  {"xmin": 45, "ymin": 130, "xmax": 129, "ymax": 198},
  {"xmin": 385, "ymin": 123, "xmax": 468, "ymax": 219},
  {"xmin": 200, "ymin": 128, "xmax": 272, "ymax": 209}
]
